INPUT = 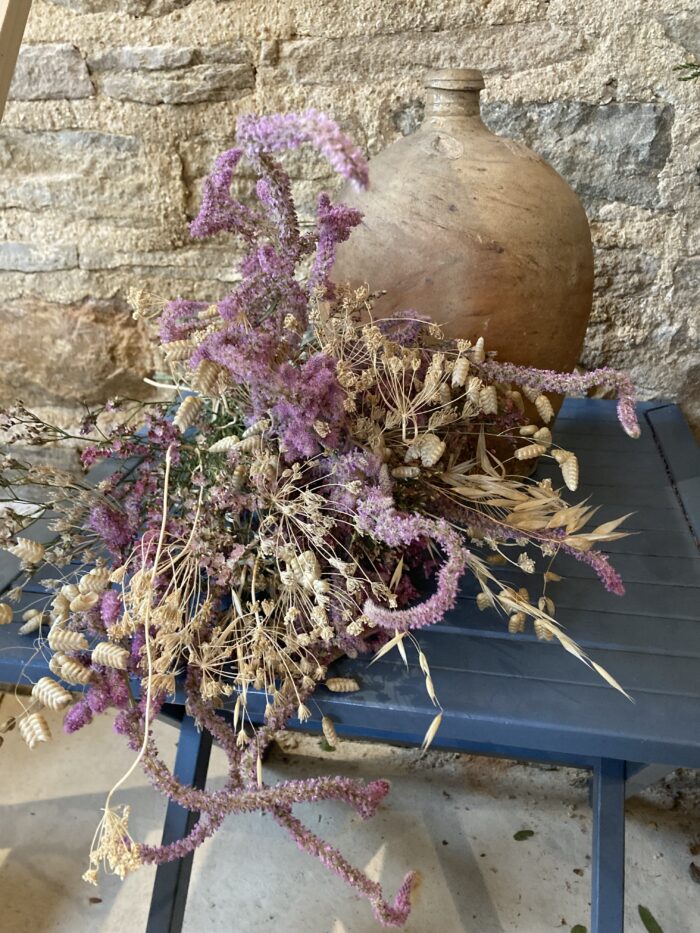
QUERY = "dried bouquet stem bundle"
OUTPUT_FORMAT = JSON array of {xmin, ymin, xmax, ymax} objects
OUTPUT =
[{"xmin": 0, "ymin": 108, "xmax": 640, "ymax": 927}]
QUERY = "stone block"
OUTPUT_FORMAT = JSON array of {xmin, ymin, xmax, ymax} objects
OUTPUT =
[
  {"xmin": 482, "ymin": 101, "xmax": 674, "ymax": 210},
  {"xmin": 0, "ymin": 242, "xmax": 78, "ymax": 273},
  {"xmin": 0, "ymin": 297, "xmax": 157, "ymax": 406},
  {"xmin": 46, "ymin": 0, "xmax": 193, "ymax": 14},
  {"xmin": 88, "ymin": 44, "xmax": 254, "ymax": 105},
  {"xmin": 0, "ymin": 129, "xmax": 165, "ymax": 226},
  {"xmin": 8, "ymin": 44, "xmax": 93, "ymax": 101}
]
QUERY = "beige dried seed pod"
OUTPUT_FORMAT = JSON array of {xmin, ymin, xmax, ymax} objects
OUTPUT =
[
  {"xmin": 533, "ymin": 619, "xmax": 555, "ymax": 641},
  {"xmin": 60, "ymin": 659, "xmax": 93, "ymax": 686},
  {"xmin": 0, "ymin": 603, "xmax": 13, "ymax": 625},
  {"xmin": 32, "ymin": 676, "xmax": 72, "ymax": 710},
  {"xmin": 465, "ymin": 376, "xmax": 482, "ymax": 407},
  {"xmin": 451, "ymin": 356, "xmax": 470, "ymax": 388},
  {"xmin": 92, "ymin": 641, "xmax": 130, "ymax": 670},
  {"xmin": 48, "ymin": 628, "xmax": 89, "ymax": 653},
  {"xmin": 78, "ymin": 568, "xmax": 110, "ymax": 594},
  {"xmin": 69, "ymin": 592, "xmax": 100, "ymax": 613},
  {"xmin": 208, "ymin": 435, "xmax": 239, "ymax": 453},
  {"xmin": 522, "ymin": 385, "xmax": 540, "ymax": 403},
  {"xmin": 61, "ymin": 583, "xmax": 79, "ymax": 600},
  {"xmin": 515, "ymin": 443, "xmax": 547, "ymax": 460},
  {"xmin": 324, "ymin": 677, "xmax": 360, "ymax": 693},
  {"xmin": 438, "ymin": 382, "xmax": 452, "ymax": 406},
  {"xmin": 19, "ymin": 613, "xmax": 46, "ymax": 635},
  {"xmin": 173, "ymin": 395, "xmax": 202, "ymax": 433},
  {"xmin": 476, "ymin": 592, "xmax": 491, "ymax": 610},
  {"xmin": 518, "ymin": 425, "xmax": 539, "ymax": 436},
  {"xmin": 163, "ymin": 340, "xmax": 194, "ymax": 361},
  {"xmin": 391, "ymin": 465, "xmax": 420, "ymax": 479},
  {"xmin": 109, "ymin": 565, "xmax": 127, "ymax": 584},
  {"xmin": 535, "ymin": 394, "xmax": 554, "ymax": 423},
  {"xmin": 242, "ymin": 418, "xmax": 270, "ymax": 438},
  {"xmin": 507, "ymin": 389, "xmax": 525, "ymax": 412},
  {"xmin": 418, "ymin": 433, "xmax": 446, "ymax": 468},
  {"xmin": 19, "ymin": 712, "xmax": 51, "ymax": 750},
  {"xmin": 508, "ymin": 612, "xmax": 527, "ymax": 634},
  {"xmin": 559, "ymin": 453, "xmax": 579, "ymax": 492},
  {"xmin": 322, "ymin": 715, "xmax": 338, "ymax": 747},
  {"xmin": 479, "ymin": 385, "xmax": 499, "ymax": 415},
  {"xmin": 48, "ymin": 656, "xmax": 64, "ymax": 677},
  {"xmin": 8, "ymin": 539, "xmax": 45, "ymax": 565},
  {"xmin": 193, "ymin": 359, "xmax": 221, "ymax": 395},
  {"xmin": 235, "ymin": 434, "xmax": 264, "ymax": 453},
  {"xmin": 533, "ymin": 427, "xmax": 552, "ymax": 446},
  {"xmin": 471, "ymin": 336, "xmax": 485, "ymax": 364},
  {"xmin": 231, "ymin": 463, "xmax": 247, "ymax": 491}
]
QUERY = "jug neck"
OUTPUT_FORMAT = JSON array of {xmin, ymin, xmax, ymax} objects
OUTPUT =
[{"xmin": 422, "ymin": 68, "xmax": 489, "ymax": 130}]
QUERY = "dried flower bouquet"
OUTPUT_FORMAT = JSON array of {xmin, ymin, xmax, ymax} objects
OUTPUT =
[{"xmin": 0, "ymin": 110, "xmax": 640, "ymax": 926}]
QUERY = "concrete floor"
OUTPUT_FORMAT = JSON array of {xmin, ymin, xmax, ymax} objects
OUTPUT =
[{"xmin": 0, "ymin": 692, "xmax": 697, "ymax": 933}]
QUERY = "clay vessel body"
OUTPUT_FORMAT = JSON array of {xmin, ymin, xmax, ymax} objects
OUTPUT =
[{"xmin": 333, "ymin": 69, "xmax": 594, "ymax": 378}]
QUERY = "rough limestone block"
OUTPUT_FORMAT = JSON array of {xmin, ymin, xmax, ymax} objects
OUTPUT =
[
  {"xmin": 0, "ymin": 297, "xmax": 158, "ymax": 404},
  {"xmin": 8, "ymin": 43, "xmax": 93, "ymax": 100},
  {"xmin": 46, "ymin": 0, "xmax": 193, "ymax": 14},
  {"xmin": 88, "ymin": 44, "xmax": 254, "ymax": 105},
  {"xmin": 0, "ymin": 242, "xmax": 78, "ymax": 273},
  {"xmin": 482, "ymin": 102, "xmax": 675, "ymax": 211}
]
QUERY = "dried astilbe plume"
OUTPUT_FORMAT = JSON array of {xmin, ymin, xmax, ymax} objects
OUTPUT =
[{"xmin": 0, "ymin": 108, "xmax": 641, "ymax": 928}]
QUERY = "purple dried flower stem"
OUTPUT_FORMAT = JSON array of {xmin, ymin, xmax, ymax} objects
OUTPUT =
[
  {"xmin": 356, "ymin": 490, "xmax": 469, "ymax": 630},
  {"xmin": 236, "ymin": 109, "xmax": 369, "ymax": 190},
  {"xmin": 272, "ymin": 806, "xmax": 417, "ymax": 928},
  {"xmin": 480, "ymin": 361, "xmax": 640, "ymax": 438}
]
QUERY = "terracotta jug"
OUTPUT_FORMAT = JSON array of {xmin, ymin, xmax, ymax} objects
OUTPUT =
[{"xmin": 332, "ymin": 68, "xmax": 594, "ymax": 376}]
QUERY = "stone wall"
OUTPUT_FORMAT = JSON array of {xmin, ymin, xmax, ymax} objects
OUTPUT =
[{"xmin": 2, "ymin": 0, "xmax": 698, "ymax": 426}]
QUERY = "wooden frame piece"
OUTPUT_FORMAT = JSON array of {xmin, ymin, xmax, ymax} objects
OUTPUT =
[{"xmin": 0, "ymin": 0, "xmax": 32, "ymax": 122}]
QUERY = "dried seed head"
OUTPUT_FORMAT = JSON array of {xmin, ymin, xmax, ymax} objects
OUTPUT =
[
  {"xmin": 32, "ymin": 676, "xmax": 72, "ymax": 711},
  {"xmin": 451, "ymin": 356, "xmax": 470, "ymax": 388},
  {"xmin": 479, "ymin": 385, "xmax": 499, "ymax": 415},
  {"xmin": 416, "ymin": 433, "xmax": 446, "ymax": 468},
  {"xmin": 514, "ymin": 443, "xmax": 547, "ymax": 460},
  {"xmin": 242, "ymin": 418, "xmax": 270, "ymax": 439},
  {"xmin": 519, "ymin": 424, "xmax": 539, "ymax": 436},
  {"xmin": 533, "ymin": 619, "xmax": 555, "ymax": 641},
  {"xmin": 322, "ymin": 715, "xmax": 338, "ymax": 747},
  {"xmin": 0, "ymin": 603, "xmax": 13, "ymax": 625},
  {"xmin": 476, "ymin": 592, "xmax": 491, "ymax": 610},
  {"xmin": 60, "ymin": 659, "xmax": 93, "ymax": 686},
  {"xmin": 78, "ymin": 567, "xmax": 110, "ymax": 594},
  {"xmin": 19, "ymin": 612, "xmax": 46, "ymax": 635},
  {"xmin": 391, "ymin": 465, "xmax": 420, "ymax": 479},
  {"xmin": 193, "ymin": 359, "xmax": 221, "ymax": 395},
  {"xmin": 8, "ymin": 539, "xmax": 45, "ymax": 565},
  {"xmin": 324, "ymin": 677, "xmax": 360, "ymax": 693},
  {"xmin": 18, "ymin": 712, "xmax": 51, "ymax": 750},
  {"xmin": 70, "ymin": 592, "xmax": 100, "ymax": 613},
  {"xmin": 533, "ymin": 427, "xmax": 552, "ymax": 446},
  {"xmin": 48, "ymin": 628, "xmax": 89, "ymax": 653},
  {"xmin": 471, "ymin": 337, "xmax": 485, "ymax": 364},
  {"xmin": 535, "ymin": 394, "xmax": 554, "ymax": 423},
  {"xmin": 92, "ymin": 642, "xmax": 130, "ymax": 670},
  {"xmin": 508, "ymin": 612, "xmax": 526, "ymax": 634},
  {"xmin": 560, "ymin": 453, "xmax": 579, "ymax": 492},
  {"xmin": 173, "ymin": 395, "xmax": 202, "ymax": 433}
]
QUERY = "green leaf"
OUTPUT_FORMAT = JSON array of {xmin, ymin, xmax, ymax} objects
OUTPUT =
[
  {"xmin": 570, "ymin": 926, "xmax": 587, "ymax": 933},
  {"xmin": 513, "ymin": 829, "xmax": 535, "ymax": 841},
  {"xmin": 638, "ymin": 905, "xmax": 664, "ymax": 933}
]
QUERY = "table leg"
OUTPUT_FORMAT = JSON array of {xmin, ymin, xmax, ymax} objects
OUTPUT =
[
  {"xmin": 146, "ymin": 714, "xmax": 213, "ymax": 933},
  {"xmin": 591, "ymin": 758, "xmax": 626, "ymax": 933}
]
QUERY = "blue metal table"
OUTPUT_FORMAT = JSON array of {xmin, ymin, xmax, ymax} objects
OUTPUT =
[{"xmin": 1, "ymin": 399, "xmax": 699, "ymax": 932}]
